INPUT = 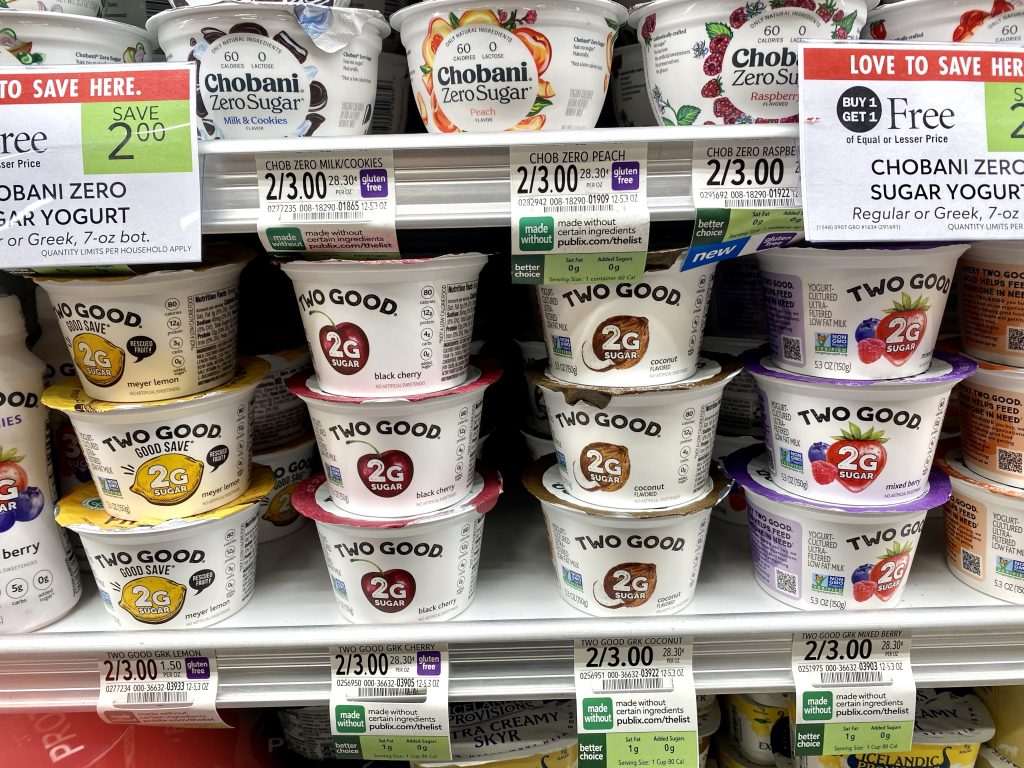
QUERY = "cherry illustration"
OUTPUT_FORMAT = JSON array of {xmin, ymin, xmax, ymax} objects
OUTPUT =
[
  {"xmin": 352, "ymin": 558, "xmax": 416, "ymax": 613},
  {"xmin": 310, "ymin": 310, "xmax": 370, "ymax": 375},
  {"xmin": 347, "ymin": 440, "xmax": 414, "ymax": 497}
]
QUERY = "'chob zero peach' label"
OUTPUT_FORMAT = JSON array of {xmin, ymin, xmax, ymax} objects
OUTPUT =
[{"xmin": 53, "ymin": 303, "xmax": 142, "ymax": 388}]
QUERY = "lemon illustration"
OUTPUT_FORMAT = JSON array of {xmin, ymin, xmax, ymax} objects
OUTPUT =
[
  {"xmin": 72, "ymin": 333, "xmax": 125, "ymax": 387},
  {"xmin": 130, "ymin": 453, "xmax": 204, "ymax": 506},
  {"xmin": 118, "ymin": 576, "xmax": 187, "ymax": 624},
  {"xmin": 263, "ymin": 481, "xmax": 300, "ymax": 527}
]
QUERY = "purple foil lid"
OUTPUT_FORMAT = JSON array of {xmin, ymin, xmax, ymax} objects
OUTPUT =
[
  {"xmin": 724, "ymin": 443, "xmax": 952, "ymax": 514},
  {"xmin": 743, "ymin": 349, "xmax": 977, "ymax": 388}
]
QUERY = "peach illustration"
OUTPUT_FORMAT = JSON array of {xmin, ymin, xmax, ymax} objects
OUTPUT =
[
  {"xmin": 422, "ymin": 72, "xmax": 433, "ymax": 94},
  {"xmin": 511, "ymin": 114, "xmax": 546, "ymax": 130},
  {"xmin": 458, "ymin": 9, "xmax": 501, "ymax": 25},
  {"xmin": 538, "ymin": 78, "xmax": 555, "ymax": 99},
  {"xmin": 416, "ymin": 92, "xmax": 427, "ymax": 123},
  {"xmin": 422, "ymin": 16, "xmax": 453, "ymax": 67},
  {"xmin": 513, "ymin": 27, "xmax": 552, "ymax": 75},
  {"xmin": 605, "ymin": 31, "xmax": 613, "ymax": 72},
  {"xmin": 431, "ymin": 94, "xmax": 460, "ymax": 133}
]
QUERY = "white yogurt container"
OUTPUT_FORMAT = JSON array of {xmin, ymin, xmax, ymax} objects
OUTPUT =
[
  {"xmin": 611, "ymin": 43, "xmax": 655, "ymax": 127},
  {"xmin": 293, "ymin": 467, "xmax": 501, "ymax": 623},
  {"xmin": 444, "ymin": 701, "xmax": 576, "ymax": 763},
  {"xmin": 3, "ymin": 0, "xmax": 104, "ymax": 17},
  {"xmin": 289, "ymin": 362, "xmax": 500, "ymax": 517},
  {"xmin": 150, "ymin": 2, "xmax": 390, "ymax": 139},
  {"xmin": 516, "ymin": 338, "xmax": 550, "ymax": 435},
  {"xmin": 959, "ymin": 357, "xmax": 1024, "ymax": 489},
  {"xmin": 723, "ymin": 693, "xmax": 788, "ymax": 764},
  {"xmin": 725, "ymin": 445, "xmax": 949, "ymax": 610},
  {"xmin": 36, "ymin": 259, "xmax": 246, "ymax": 403},
  {"xmin": 712, "ymin": 433, "xmax": 758, "ymax": 525},
  {"xmin": 936, "ymin": 441, "xmax": 1024, "ymax": 604},
  {"xmin": 757, "ymin": 244, "xmax": 965, "ymax": 380},
  {"xmin": 706, "ymin": 255, "xmax": 768, "ymax": 340},
  {"xmin": 522, "ymin": 428, "xmax": 555, "ymax": 460},
  {"xmin": 56, "ymin": 467, "xmax": 273, "ymax": 629},
  {"xmin": 0, "ymin": 11, "xmax": 153, "ymax": 65},
  {"xmin": 537, "ymin": 253, "xmax": 715, "ymax": 387},
  {"xmin": 629, "ymin": 0, "xmax": 866, "ymax": 126},
  {"xmin": 525, "ymin": 456, "xmax": 727, "ymax": 616},
  {"xmin": 747, "ymin": 350, "xmax": 975, "ymax": 506},
  {"xmin": 959, "ymin": 242, "xmax": 1024, "ymax": 367},
  {"xmin": 43, "ymin": 358, "xmax": 269, "ymax": 522},
  {"xmin": 282, "ymin": 253, "xmax": 488, "ymax": 398},
  {"xmin": 391, "ymin": 0, "xmax": 626, "ymax": 132},
  {"xmin": 372, "ymin": 50, "xmax": 410, "ymax": 133},
  {"xmin": 254, "ymin": 433, "xmax": 317, "ymax": 543},
  {"xmin": 531, "ymin": 355, "xmax": 740, "ymax": 509},
  {"xmin": 253, "ymin": 347, "xmax": 310, "ymax": 452},
  {"xmin": 278, "ymin": 707, "xmax": 335, "ymax": 762},
  {"xmin": 703, "ymin": 336, "xmax": 763, "ymax": 436},
  {"xmin": 866, "ymin": 0, "xmax": 1024, "ymax": 43}
]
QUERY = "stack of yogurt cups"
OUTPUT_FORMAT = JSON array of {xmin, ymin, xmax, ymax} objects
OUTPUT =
[
  {"xmin": 726, "ymin": 244, "xmax": 975, "ymax": 611},
  {"xmin": 280, "ymin": 254, "xmax": 503, "ymax": 624},
  {"xmin": 522, "ymin": 248, "xmax": 741, "ymax": 617},
  {"xmin": 35, "ymin": 250, "xmax": 277, "ymax": 630}
]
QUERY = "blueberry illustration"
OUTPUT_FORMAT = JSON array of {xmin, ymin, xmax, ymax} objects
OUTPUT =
[
  {"xmin": 852, "ymin": 563, "xmax": 873, "ymax": 583},
  {"xmin": 855, "ymin": 318, "xmax": 879, "ymax": 342},
  {"xmin": 808, "ymin": 442, "xmax": 829, "ymax": 463},
  {"xmin": 13, "ymin": 486, "xmax": 44, "ymax": 522},
  {"xmin": 0, "ymin": 508, "xmax": 13, "ymax": 533}
]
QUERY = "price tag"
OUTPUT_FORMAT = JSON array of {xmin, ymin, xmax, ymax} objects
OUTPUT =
[
  {"xmin": 800, "ymin": 42, "xmax": 1024, "ymax": 241},
  {"xmin": 792, "ymin": 631, "xmax": 915, "ymax": 755},
  {"xmin": 686, "ymin": 138, "xmax": 803, "ymax": 270},
  {"xmin": 97, "ymin": 649, "xmax": 225, "ymax": 726},
  {"xmin": 257, "ymin": 150, "xmax": 399, "ymax": 257},
  {"xmin": 575, "ymin": 637, "xmax": 698, "ymax": 768},
  {"xmin": 329, "ymin": 643, "xmax": 451, "ymax": 761},
  {"xmin": 0, "ymin": 64, "xmax": 200, "ymax": 270},
  {"xmin": 510, "ymin": 143, "xmax": 649, "ymax": 284}
]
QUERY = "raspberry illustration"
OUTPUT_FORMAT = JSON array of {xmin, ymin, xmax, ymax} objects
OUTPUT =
[
  {"xmin": 703, "ymin": 52, "xmax": 723, "ymax": 75},
  {"xmin": 832, "ymin": 9, "xmax": 845, "ymax": 22},
  {"xmin": 811, "ymin": 460, "xmax": 838, "ymax": 485},
  {"xmin": 710, "ymin": 33, "xmax": 730, "ymax": 54},
  {"xmin": 834, "ymin": 27, "xmax": 848, "ymax": 38},
  {"xmin": 816, "ymin": 0, "xmax": 836, "ymax": 22},
  {"xmin": 713, "ymin": 97, "xmax": 742, "ymax": 122},
  {"xmin": 858, "ymin": 337, "xmax": 885, "ymax": 364},
  {"xmin": 729, "ymin": 7, "xmax": 748, "ymax": 26},
  {"xmin": 853, "ymin": 580, "xmax": 878, "ymax": 602},
  {"xmin": 701, "ymin": 77, "xmax": 723, "ymax": 97},
  {"xmin": 801, "ymin": 0, "xmax": 815, "ymax": 9}
]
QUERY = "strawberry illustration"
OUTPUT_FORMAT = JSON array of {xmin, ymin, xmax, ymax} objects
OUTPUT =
[
  {"xmin": 825, "ymin": 424, "xmax": 888, "ymax": 493},
  {"xmin": 816, "ymin": 0, "xmax": 836, "ymax": 22},
  {"xmin": 852, "ymin": 580, "xmax": 877, "ymax": 602},
  {"xmin": 868, "ymin": 541, "xmax": 913, "ymax": 601},
  {"xmin": 704, "ymin": 52, "xmax": 724, "ymax": 75},
  {"xmin": 875, "ymin": 293, "xmax": 929, "ymax": 366},
  {"xmin": 701, "ymin": 77, "xmax": 723, "ymax": 97},
  {"xmin": 870, "ymin": 20, "xmax": 887, "ymax": 38}
]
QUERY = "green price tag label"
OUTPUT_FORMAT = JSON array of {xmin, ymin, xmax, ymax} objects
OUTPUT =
[
  {"xmin": 795, "ymin": 722, "xmax": 914, "ymax": 756},
  {"xmin": 579, "ymin": 731, "xmax": 698, "ymax": 768},
  {"xmin": 332, "ymin": 736, "xmax": 451, "ymax": 761},
  {"xmin": 80, "ymin": 100, "xmax": 193, "ymax": 175},
  {"xmin": 511, "ymin": 252, "xmax": 645, "ymax": 284},
  {"xmin": 984, "ymin": 82, "xmax": 1024, "ymax": 152}
]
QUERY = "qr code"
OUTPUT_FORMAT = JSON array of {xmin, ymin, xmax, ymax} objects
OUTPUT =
[
  {"xmin": 775, "ymin": 568, "xmax": 798, "ymax": 596},
  {"xmin": 998, "ymin": 447, "xmax": 1023, "ymax": 474},
  {"xmin": 1009, "ymin": 327, "xmax": 1024, "ymax": 352},
  {"xmin": 961, "ymin": 548, "xmax": 982, "ymax": 577},
  {"xmin": 782, "ymin": 335, "xmax": 803, "ymax": 363}
]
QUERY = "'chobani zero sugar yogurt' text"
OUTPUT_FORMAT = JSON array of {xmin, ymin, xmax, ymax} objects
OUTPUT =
[{"xmin": 866, "ymin": 0, "xmax": 1024, "ymax": 44}]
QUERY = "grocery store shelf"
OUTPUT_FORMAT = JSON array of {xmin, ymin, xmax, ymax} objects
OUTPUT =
[
  {"xmin": 2, "ymin": 489, "xmax": 1023, "ymax": 713},
  {"xmin": 199, "ymin": 125, "xmax": 799, "ymax": 233}
]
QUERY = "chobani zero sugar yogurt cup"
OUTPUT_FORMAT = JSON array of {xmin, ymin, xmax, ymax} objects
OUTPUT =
[
  {"xmin": 725, "ymin": 445, "xmax": 948, "ymax": 610},
  {"xmin": 372, "ymin": 50, "xmax": 410, "ymax": 133},
  {"xmin": 150, "ymin": 3, "xmax": 391, "ymax": 139},
  {"xmin": 254, "ymin": 434, "xmax": 318, "ymax": 542},
  {"xmin": 35, "ymin": 258, "xmax": 246, "ymax": 403},
  {"xmin": 865, "ymin": 0, "xmax": 1024, "ymax": 43},
  {"xmin": 628, "ymin": 0, "xmax": 866, "ymax": 126},
  {"xmin": 530, "ymin": 355, "xmax": 740, "ymax": 509},
  {"xmin": 959, "ymin": 358, "xmax": 1024, "ymax": 489},
  {"xmin": 43, "ymin": 358, "xmax": 269, "ymax": 522},
  {"xmin": 537, "ymin": 252, "xmax": 715, "ymax": 387},
  {"xmin": 611, "ymin": 43, "xmax": 656, "ymax": 126},
  {"xmin": 525, "ymin": 455, "xmax": 727, "ymax": 616},
  {"xmin": 253, "ymin": 347, "xmax": 311, "ymax": 452},
  {"xmin": 55, "ymin": 467, "xmax": 273, "ymax": 629},
  {"xmin": 282, "ymin": 254, "xmax": 488, "ymax": 398},
  {"xmin": 293, "ymin": 467, "xmax": 501, "ymax": 623},
  {"xmin": 936, "ymin": 440, "xmax": 1024, "ymax": 604},
  {"xmin": 959, "ymin": 242, "xmax": 1024, "ymax": 366},
  {"xmin": 391, "ymin": 0, "xmax": 626, "ymax": 132},
  {"xmin": 0, "ymin": 12, "xmax": 152, "ymax": 67},
  {"xmin": 288, "ymin": 361, "xmax": 500, "ymax": 517},
  {"xmin": 757, "ymin": 244, "xmax": 965, "ymax": 380},
  {"xmin": 747, "ymin": 350, "xmax": 974, "ymax": 506}
]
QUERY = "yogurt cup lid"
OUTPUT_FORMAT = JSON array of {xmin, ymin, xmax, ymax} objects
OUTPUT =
[
  {"xmin": 392, "ymin": 0, "xmax": 628, "ymax": 33},
  {"xmin": 965, "ymin": 354, "xmax": 1024, "ymax": 375},
  {"xmin": 524, "ymin": 454, "xmax": 730, "ymax": 519},
  {"xmin": 744, "ymin": 349, "xmax": 976, "ymax": 388},
  {"xmin": 287, "ymin": 358, "xmax": 502, "ymax": 405},
  {"xmin": 42, "ymin": 357, "xmax": 270, "ymax": 414},
  {"xmin": 724, "ymin": 443, "xmax": 951, "ymax": 514},
  {"xmin": 912, "ymin": 690, "xmax": 994, "ymax": 744},
  {"xmin": 279, "ymin": 251, "xmax": 490, "ymax": 275},
  {"xmin": 760, "ymin": 242, "xmax": 968, "ymax": 255},
  {"xmin": 934, "ymin": 439, "xmax": 1024, "ymax": 501},
  {"xmin": 55, "ymin": 464, "xmax": 274, "ymax": 533},
  {"xmin": 293, "ymin": 466, "xmax": 502, "ymax": 528}
]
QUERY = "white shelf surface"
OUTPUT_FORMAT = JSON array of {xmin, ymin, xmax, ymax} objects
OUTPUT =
[{"xmin": 3, "ymin": 489, "xmax": 1024, "ymax": 712}]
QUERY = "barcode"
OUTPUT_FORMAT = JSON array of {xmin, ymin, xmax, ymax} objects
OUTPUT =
[
  {"xmin": 339, "ymin": 101, "xmax": 369, "ymax": 129},
  {"xmin": 597, "ymin": 677, "xmax": 671, "ymax": 692},
  {"xmin": 729, "ymin": 198, "xmax": 801, "ymax": 209},
  {"xmin": 1009, "ymin": 327, "xmax": 1024, "ymax": 352},
  {"xmin": 372, "ymin": 81, "xmax": 396, "ymax": 134},
  {"xmin": 295, "ymin": 210, "xmax": 367, "ymax": 222},
  {"xmin": 353, "ymin": 687, "xmax": 425, "ymax": 699},
  {"xmin": 962, "ymin": 548, "xmax": 983, "ymax": 576},
  {"xmin": 775, "ymin": 568, "xmax": 798, "ymax": 596},
  {"xmin": 782, "ymin": 335, "xmax": 803, "ymax": 363},
  {"xmin": 998, "ymin": 447, "xmax": 1023, "ymax": 474},
  {"xmin": 542, "ymin": 204, "xmax": 617, "ymax": 214},
  {"xmin": 565, "ymin": 88, "xmax": 593, "ymax": 118},
  {"xmin": 125, "ymin": 690, "xmax": 190, "ymax": 704},
  {"xmin": 818, "ymin": 670, "xmax": 885, "ymax": 685}
]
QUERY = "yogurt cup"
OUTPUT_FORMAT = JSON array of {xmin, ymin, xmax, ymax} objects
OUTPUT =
[
  {"xmin": 149, "ymin": 3, "xmax": 391, "ymax": 139},
  {"xmin": 522, "ymin": 428, "xmax": 555, "ymax": 460},
  {"xmin": 0, "ymin": 11, "xmax": 153, "ymax": 65},
  {"xmin": 703, "ymin": 336, "xmax": 763, "ymax": 436},
  {"xmin": 391, "ymin": 0, "xmax": 627, "ymax": 133},
  {"xmin": 725, "ymin": 445, "xmax": 950, "ymax": 610},
  {"xmin": 282, "ymin": 253, "xmax": 488, "ymax": 398},
  {"xmin": 524, "ymin": 455, "xmax": 729, "ymax": 616},
  {"xmin": 936, "ymin": 440, "xmax": 1024, "ymax": 603},
  {"xmin": 443, "ymin": 701, "xmax": 576, "ymax": 763},
  {"xmin": 959, "ymin": 357, "xmax": 1024, "ymax": 489},
  {"xmin": 35, "ymin": 258, "xmax": 246, "ymax": 403},
  {"xmin": 629, "ymin": 0, "xmax": 866, "ymax": 126},
  {"xmin": 3, "ymin": 0, "xmax": 104, "ymax": 17},
  {"xmin": 712, "ymin": 433, "xmax": 758, "ymax": 525},
  {"xmin": 253, "ymin": 347, "xmax": 311, "ymax": 452},
  {"xmin": 531, "ymin": 355, "xmax": 740, "ymax": 509},
  {"xmin": 866, "ymin": 0, "xmax": 1024, "ymax": 43},
  {"xmin": 747, "ymin": 350, "xmax": 975, "ymax": 506},
  {"xmin": 55, "ymin": 467, "xmax": 273, "ymax": 629},
  {"xmin": 959, "ymin": 242, "xmax": 1024, "ymax": 367},
  {"xmin": 278, "ymin": 707, "xmax": 335, "ymax": 762},
  {"xmin": 611, "ymin": 43, "xmax": 655, "ymax": 127},
  {"xmin": 288, "ymin": 362, "xmax": 500, "ymax": 517},
  {"xmin": 723, "ymin": 693, "xmax": 788, "ymax": 765},
  {"xmin": 43, "ymin": 358, "xmax": 269, "ymax": 522},
  {"xmin": 698, "ymin": 699, "xmax": 721, "ymax": 768},
  {"xmin": 254, "ymin": 434, "xmax": 318, "ymax": 543},
  {"xmin": 757, "ymin": 244, "xmax": 965, "ymax": 380},
  {"xmin": 706, "ymin": 255, "xmax": 768, "ymax": 340},
  {"xmin": 537, "ymin": 252, "xmax": 715, "ymax": 387},
  {"xmin": 372, "ymin": 50, "xmax": 410, "ymax": 133},
  {"xmin": 516, "ymin": 339, "xmax": 550, "ymax": 435},
  {"xmin": 293, "ymin": 467, "xmax": 501, "ymax": 623}
]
